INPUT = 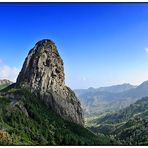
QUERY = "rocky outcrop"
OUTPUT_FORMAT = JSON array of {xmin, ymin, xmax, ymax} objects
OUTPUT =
[
  {"xmin": 0, "ymin": 79, "xmax": 12, "ymax": 85},
  {"xmin": 0, "ymin": 79, "xmax": 13, "ymax": 90},
  {"xmin": 16, "ymin": 39, "xmax": 84, "ymax": 125}
]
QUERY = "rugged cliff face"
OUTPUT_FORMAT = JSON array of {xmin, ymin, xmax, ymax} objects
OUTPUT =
[{"xmin": 16, "ymin": 39, "xmax": 84, "ymax": 125}]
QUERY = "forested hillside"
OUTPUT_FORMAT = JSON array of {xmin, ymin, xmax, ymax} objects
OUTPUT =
[
  {"xmin": 88, "ymin": 97, "xmax": 148, "ymax": 145},
  {"xmin": 0, "ymin": 86, "xmax": 114, "ymax": 145}
]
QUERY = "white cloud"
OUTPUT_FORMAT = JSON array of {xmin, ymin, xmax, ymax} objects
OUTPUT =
[
  {"xmin": 145, "ymin": 48, "xmax": 148, "ymax": 54},
  {"xmin": 0, "ymin": 64, "xmax": 20, "ymax": 82}
]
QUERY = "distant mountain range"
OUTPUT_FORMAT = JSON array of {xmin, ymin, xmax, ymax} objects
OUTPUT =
[
  {"xmin": 75, "ymin": 83, "xmax": 136, "ymax": 95},
  {"xmin": 74, "ymin": 81, "xmax": 148, "ymax": 118},
  {"xmin": 75, "ymin": 82, "xmax": 148, "ymax": 145},
  {"xmin": 0, "ymin": 79, "xmax": 12, "ymax": 90}
]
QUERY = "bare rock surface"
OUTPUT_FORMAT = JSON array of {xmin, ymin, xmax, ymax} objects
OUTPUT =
[
  {"xmin": 16, "ymin": 39, "xmax": 84, "ymax": 125},
  {"xmin": 0, "ymin": 79, "xmax": 12, "ymax": 85}
]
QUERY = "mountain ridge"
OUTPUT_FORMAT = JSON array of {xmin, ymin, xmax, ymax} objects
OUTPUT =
[
  {"xmin": 0, "ymin": 79, "xmax": 13, "ymax": 90},
  {"xmin": 74, "ymin": 80, "xmax": 148, "ymax": 118}
]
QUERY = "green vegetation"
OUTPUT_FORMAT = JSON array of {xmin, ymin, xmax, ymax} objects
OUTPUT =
[
  {"xmin": 2, "ymin": 83, "xmax": 147, "ymax": 145},
  {"xmin": 0, "ymin": 86, "xmax": 114, "ymax": 145},
  {"xmin": 75, "ymin": 81, "xmax": 148, "ymax": 121},
  {"xmin": 88, "ymin": 97, "xmax": 148, "ymax": 145},
  {"xmin": 0, "ymin": 84, "xmax": 10, "ymax": 90}
]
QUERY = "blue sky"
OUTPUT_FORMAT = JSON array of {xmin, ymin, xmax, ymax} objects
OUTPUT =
[{"xmin": 0, "ymin": 3, "xmax": 148, "ymax": 89}]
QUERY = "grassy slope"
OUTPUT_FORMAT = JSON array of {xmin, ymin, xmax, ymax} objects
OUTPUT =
[
  {"xmin": 0, "ymin": 84, "xmax": 10, "ymax": 90},
  {"xmin": 0, "ymin": 86, "xmax": 115, "ymax": 145}
]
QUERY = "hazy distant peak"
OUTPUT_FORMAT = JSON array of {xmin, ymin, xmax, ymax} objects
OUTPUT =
[
  {"xmin": 0, "ymin": 79, "xmax": 13, "ymax": 85},
  {"xmin": 74, "ymin": 83, "xmax": 136, "ymax": 97},
  {"xmin": 88, "ymin": 87, "xmax": 95, "ymax": 90},
  {"xmin": 136, "ymin": 80, "xmax": 148, "ymax": 89},
  {"xmin": 96, "ymin": 83, "xmax": 136, "ymax": 93}
]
